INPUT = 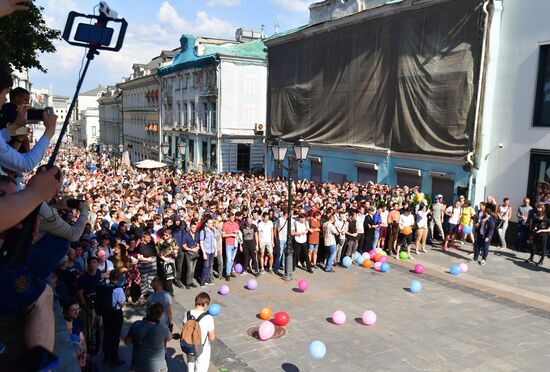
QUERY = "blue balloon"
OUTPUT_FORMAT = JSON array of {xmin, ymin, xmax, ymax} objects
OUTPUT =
[
  {"xmin": 410, "ymin": 280, "xmax": 422, "ymax": 293},
  {"xmin": 309, "ymin": 340, "xmax": 326, "ymax": 360},
  {"xmin": 380, "ymin": 262, "xmax": 390, "ymax": 272},
  {"xmin": 450, "ymin": 264, "xmax": 461, "ymax": 276},
  {"xmin": 463, "ymin": 225, "xmax": 473, "ymax": 234},
  {"xmin": 208, "ymin": 303, "xmax": 221, "ymax": 317},
  {"xmin": 342, "ymin": 256, "xmax": 352, "ymax": 268},
  {"xmin": 353, "ymin": 251, "xmax": 361, "ymax": 260},
  {"xmin": 356, "ymin": 256, "xmax": 365, "ymax": 265}
]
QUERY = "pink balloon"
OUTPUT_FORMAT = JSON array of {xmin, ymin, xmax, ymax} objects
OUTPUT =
[
  {"xmin": 414, "ymin": 264, "xmax": 425, "ymax": 274},
  {"xmin": 459, "ymin": 263, "xmax": 468, "ymax": 273},
  {"xmin": 332, "ymin": 310, "xmax": 346, "ymax": 325},
  {"xmin": 369, "ymin": 250, "xmax": 376, "ymax": 260},
  {"xmin": 374, "ymin": 262, "xmax": 382, "ymax": 271},
  {"xmin": 258, "ymin": 320, "xmax": 275, "ymax": 341},
  {"xmin": 378, "ymin": 255, "xmax": 388, "ymax": 264},
  {"xmin": 297, "ymin": 279, "xmax": 309, "ymax": 292},
  {"xmin": 374, "ymin": 248, "xmax": 383, "ymax": 254},
  {"xmin": 362, "ymin": 252, "xmax": 370, "ymax": 260},
  {"xmin": 362, "ymin": 310, "xmax": 377, "ymax": 326}
]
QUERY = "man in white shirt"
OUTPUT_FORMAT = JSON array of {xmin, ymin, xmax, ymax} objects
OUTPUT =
[
  {"xmin": 292, "ymin": 213, "xmax": 312, "ymax": 273},
  {"xmin": 257, "ymin": 212, "xmax": 274, "ymax": 274},
  {"xmin": 443, "ymin": 201, "xmax": 462, "ymax": 250},
  {"xmin": 182, "ymin": 292, "xmax": 216, "ymax": 372},
  {"xmin": 334, "ymin": 211, "xmax": 348, "ymax": 265},
  {"xmin": 274, "ymin": 211, "xmax": 288, "ymax": 273}
]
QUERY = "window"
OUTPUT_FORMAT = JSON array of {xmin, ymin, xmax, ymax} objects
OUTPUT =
[
  {"xmin": 202, "ymin": 141, "xmax": 208, "ymax": 166},
  {"xmin": 210, "ymin": 142, "xmax": 217, "ymax": 168},
  {"xmin": 534, "ymin": 45, "xmax": 550, "ymax": 126},
  {"xmin": 91, "ymin": 126, "xmax": 97, "ymax": 136},
  {"xmin": 203, "ymin": 103, "xmax": 208, "ymax": 132},
  {"xmin": 183, "ymin": 103, "xmax": 188, "ymax": 126},
  {"xmin": 527, "ymin": 149, "xmax": 550, "ymax": 204},
  {"xmin": 188, "ymin": 139, "xmax": 194, "ymax": 164},
  {"xmin": 237, "ymin": 144, "xmax": 251, "ymax": 172},
  {"xmin": 211, "ymin": 103, "xmax": 216, "ymax": 132},
  {"xmin": 243, "ymin": 108, "xmax": 254, "ymax": 125},
  {"xmin": 190, "ymin": 103, "xmax": 195, "ymax": 128},
  {"xmin": 244, "ymin": 79, "xmax": 255, "ymax": 95},
  {"xmin": 176, "ymin": 103, "xmax": 181, "ymax": 125}
]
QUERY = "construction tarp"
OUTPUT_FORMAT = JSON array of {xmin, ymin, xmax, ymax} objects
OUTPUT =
[{"xmin": 267, "ymin": 0, "xmax": 485, "ymax": 157}]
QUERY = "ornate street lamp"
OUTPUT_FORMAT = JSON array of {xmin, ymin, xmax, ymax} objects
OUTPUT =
[{"xmin": 161, "ymin": 141, "xmax": 170, "ymax": 157}]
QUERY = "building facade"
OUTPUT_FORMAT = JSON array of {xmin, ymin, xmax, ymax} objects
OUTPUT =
[
  {"xmin": 98, "ymin": 87, "xmax": 122, "ymax": 148},
  {"xmin": 118, "ymin": 51, "xmax": 177, "ymax": 163},
  {"xmin": 265, "ymin": 0, "xmax": 484, "ymax": 203},
  {"xmin": 158, "ymin": 34, "xmax": 267, "ymax": 173},
  {"xmin": 71, "ymin": 86, "xmax": 108, "ymax": 148}
]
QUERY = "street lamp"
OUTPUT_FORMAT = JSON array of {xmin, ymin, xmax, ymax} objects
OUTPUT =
[
  {"xmin": 178, "ymin": 139, "xmax": 187, "ymax": 171},
  {"xmin": 161, "ymin": 141, "xmax": 170, "ymax": 157},
  {"xmin": 268, "ymin": 137, "xmax": 310, "ymax": 281},
  {"xmin": 118, "ymin": 144, "xmax": 124, "ymax": 154}
]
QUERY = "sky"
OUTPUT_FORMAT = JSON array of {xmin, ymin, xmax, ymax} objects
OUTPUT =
[{"xmin": 30, "ymin": 0, "xmax": 311, "ymax": 97}]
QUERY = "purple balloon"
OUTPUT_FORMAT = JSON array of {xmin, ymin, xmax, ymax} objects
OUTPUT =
[
  {"xmin": 219, "ymin": 285, "xmax": 230, "ymax": 295},
  {"xmin": 247, "ymin": 278, "xmax": 258, "ymax": 290},
  {"xmin": 234, "ymin": 263, "xmax": 243, "ymax": 274}
]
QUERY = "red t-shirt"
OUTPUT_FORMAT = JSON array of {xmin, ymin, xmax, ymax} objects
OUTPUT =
[
  {"xmin": 308, "ymin": 219, "xmax": 321, "ymax": 245},
  {"xmin": 222, "ymin": 221, "xmax": 240, "ymax": 246}
]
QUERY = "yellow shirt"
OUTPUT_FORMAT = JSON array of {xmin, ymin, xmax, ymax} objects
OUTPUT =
[{"xmin": 460, "ymin": 207, "xmax": 473, "ymax": 226}]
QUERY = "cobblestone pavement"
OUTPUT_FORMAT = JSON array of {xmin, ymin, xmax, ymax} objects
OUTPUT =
[{"xmin": 102, "ymin": 240, "xmax": 550, "ymax": 372}]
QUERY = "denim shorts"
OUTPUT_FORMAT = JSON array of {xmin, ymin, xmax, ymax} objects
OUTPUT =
[{"xmin": 308, "ymin": 244, "xmax": 319, "ymax": 251}]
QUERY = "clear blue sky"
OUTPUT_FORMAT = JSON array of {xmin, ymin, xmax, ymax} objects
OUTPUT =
[{"xmin": 31, "ymin": 0, "xmax": 310, "ymax": 96}]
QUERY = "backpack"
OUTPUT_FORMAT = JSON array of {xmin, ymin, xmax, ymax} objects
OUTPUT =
[
  {"xmin": 95, "ymin": 283, "xmax": 119, "ymax": 316},
  {"xmin": 180, "ymin": 311, "xmax": 209, "ymax": 357}
]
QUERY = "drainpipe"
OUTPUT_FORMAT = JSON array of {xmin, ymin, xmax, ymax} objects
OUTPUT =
[{"xmin": 216, "ymin": 57, "xmax": 222, "ymax": 173}]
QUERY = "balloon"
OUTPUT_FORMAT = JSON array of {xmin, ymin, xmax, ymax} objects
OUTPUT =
[
  {"xmin": 410, "ymin": 280, "xmax": 422, "ymax": 293},
  {"xmin": 399, "ymin": 251, "xmax": 409, "ymax": 259},
  {"xmin": 401, "ymin": 226, "xmax": 412, "ymax": 236},
  {"xmin": 458, "ymin": 225, "xmax": 463, "ymax": 234},
  {"xmin": 414, "ymin": 264, "xmax": 425, "ymax": 274},
  {"xmin": 353, "ymin": 252, "xmax": 361, "ymax": 261},
  {"xmin": 219, "ymin": 285, "xmax": 230, "ymax": 295},
  {"xmin": 369, "ymin": 250, "xmax": 376, "ymax": 260},
  {"xmin": 374, "ymin": 262, "xmax": 382, "ymax": 271},
  {"xmin": 356, "ymin": 256, "xmax": 365, "ymax": 265},
  {"xmin": 459, "ymin": 263, "xmax": 469, "ymax": 273},
  {"xmin": 450, "ymin": 264, "xmax": 461, "ymax": 276},
  {"xmin": 258, "ymin": 321, "xmax": 275, "ymax": 341},
  {"xmin": 362, "ymin": 252, "xmax": 370, "ymax": 260},
  {"xmin": 374, "ymin": 253, "xmax": 382, "ymax": 262},
  {"xmin": 362, "ymin": 259, "xmax": 372, "ymax": 268},
  {"xmin": 247, "ymin": 278, "xmax": 258, "ymax": 290},
  {"xmin": 362, "ymin": 310, "xmax": 377, "ymax": 326},
  {"xmin": 380, "ymin": 263, "xmax": 390, "ymax": 272},
  {"xmin": 298, "ymin": 279, "xmax": 309, "ymax": 292},
  {"xmin": 463, "ymin": 225, "xmax": 473, "ymax": 234},
  {"xmin": 332, "ymin": 310, "xmax": 346, "ymax": 325},
  {"xmin": 342, "ymin": 256, "xmax": 352, "ymax": 268},
  {"xmin": 208, "ymin": 303, "xmax": 221, "ymax": 317},
  {"xmin": 273, "ymin": 311, "xmax": 289, "ymax": 326},
  {"xmin": 259, "ymin": 306, "xmax": 273, "ymax": 320},
  {"xmin": 380, "ymin": 250, "xmax": 387, "ymax": 256},
  {"xmin": 234, "ymin": 263, "xmax": 243, "ymax": 274},
  {"xmin": 309, "ymin": 340, "xmax": 327, "ymax": 360},
  {"xmin": 374, "ymin": 248, "xmax": 382, "ymax": 254},
  {"xmin": 378, "ymin": 255, "xmax": 388, "ymax": 264}
]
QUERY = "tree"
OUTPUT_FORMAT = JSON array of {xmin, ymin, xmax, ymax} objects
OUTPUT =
[{"xmin": 0, "ymin": 1, "xmax": 61, "ymax": 73}]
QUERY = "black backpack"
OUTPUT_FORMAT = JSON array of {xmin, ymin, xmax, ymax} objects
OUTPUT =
[{"xmin": 95, "ymin": 283, "xmax": 119, "ymax": 316}]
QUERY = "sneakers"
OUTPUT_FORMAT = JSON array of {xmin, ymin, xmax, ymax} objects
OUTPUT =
[
  {"xmin": 200, "ymin": 282, "xmax": 206, "ymax": 287},
  {"xmin": 206, "ymin": 281, "xmax": 214, "ymax": 286},
  {"xmin": 259, "ymin": 269, "xmax": 265, "ymax": 275},
  {"xmin": 231, "ymin": 272, "xmax": 236, "ymax": 278},
  {"xmin": 268, "ymin": 269, "xmax": 274, "ymax": 274},
  {"xmin": 185, "ymin": 284, "xmax": 190, "ymax": 290},
  {"xmin": 225, "ymin": 276, "xmax": 230, "ymax": 282},
  {"xmin": 189, "ymin": 283, "xmax": 197, "ymax": 288},
  {"xmin": 467, "ymin": 252, "xmax": 474, "ymax": 257},
  {"xmin": 479, "ymin": 259, "xmax": 486, "ymax": 266}
]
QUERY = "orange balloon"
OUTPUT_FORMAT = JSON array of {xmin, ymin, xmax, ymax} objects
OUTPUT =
[
  {"xmin": 374, "ymin": 253, "xmax": 382, "ymax": 262},
  {"xmin": 402, "ymin": 226, "xmax": 412, "ymax": 236},
  {"xmin": 259, "ymin": 306, "xmax": 273, "ymax": 320},
  {"xmin": 362, "ymin": 259, "xmax": 372, "ymax": 268}
]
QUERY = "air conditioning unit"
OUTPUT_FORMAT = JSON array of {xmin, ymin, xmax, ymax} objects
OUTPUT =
[{"xmin": 254, "ymin": 123, "xmax": 265, "ymax": 133}]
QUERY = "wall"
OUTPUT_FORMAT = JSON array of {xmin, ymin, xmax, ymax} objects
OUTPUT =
[{"xmin": 480, "ymin": 0, "xmax": 550, "ymax": 215}]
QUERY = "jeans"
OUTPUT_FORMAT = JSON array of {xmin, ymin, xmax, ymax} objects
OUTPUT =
[
  {"xmin": 373, "ymin": 230, "xmax": 380, "ymax": 250},
  {"xmin": 344, "ymin": 240, "xmax": 358, "ymax": 258},
  {"xmin": 473, "ymin": 237, "xmax": 490, "ymax": 261},
  {"xmin": 215, "ymin": 247, "xmax": 224, "ymax": 277},
  {"xmin": 274, "ymin": 240, "xmax": 285, "ymax": 272},
  {"xmin": 201, "ymin": 252, "xmax": 215, "ymax": 284},
  {"xmin": 293, "ymin": 241, "xmax": 311, "ymax": 271},
  {"xmin": 497, "ymin": 220, "xmax": 509, "ymax": 247},
  {"xmin": 225, "ymin": 245, "xmax": 237, "ymax": 277},
  {"xmin": 335, "ymin": 238, "xmax": 345, "ymax": 264},
  {"xmin": 175, "ymin": 252, "xmax": 184, "ymax": 283},
  {"xmin": 325, "ymin": 244, "xmax": 337, "ymax": 271},
  {"xmin": 26, "ymin": 233, "xmax": 70, "ymax": 280},
  {"xmin": 184, "ymin": 252, "xmax": 198, "ymax": 285}
]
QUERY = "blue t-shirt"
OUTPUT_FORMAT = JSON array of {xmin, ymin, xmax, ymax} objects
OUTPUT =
[
  {"xmin": 183, "ymin": 231, "xmax": 199, "ymax": 249},
  {"xmin": 77, "ymin": 270, "xmax": 101, "ymax": 297},
  {"xmin": 128, "ymin": 319, "xmax": 170, "ymax": 372}
]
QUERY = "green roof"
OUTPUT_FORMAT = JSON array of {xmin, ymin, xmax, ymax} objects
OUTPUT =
[{"xmin": 203, "ymin": 39, "xmax": 267, "ymax": 59}]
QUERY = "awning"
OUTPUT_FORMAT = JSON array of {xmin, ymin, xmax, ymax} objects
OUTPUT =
[{"xmin": 134, "ymin": 159, "xmax": 168, "ymax": 169}]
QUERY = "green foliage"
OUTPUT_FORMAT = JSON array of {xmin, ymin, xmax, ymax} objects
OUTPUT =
[{"xmin": 0, "ymin": 1, "xmax": 61, "ymax": 73}]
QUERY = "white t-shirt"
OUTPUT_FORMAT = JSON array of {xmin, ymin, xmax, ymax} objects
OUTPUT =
[
  {"xmin": 98, "ymin": 259, "xmax": 114, "ymax": 273},
  {"xmin": 399, "ymin": 214, "xmax": 415, "ymax": 230},
  {"xmin": 112, "ymin": 286, "xmax": 126, "ymax": 310},
  {"xmin": 257, "ymin": 220, "xmax": 274, "ymax": 244},
  {"xmin": 182, "ymin": 310, "xmax": 215, "ymax": 349},
  {"xmin": 356, "ymin": 213, "xmax": 365, "ymax": 234},
  {"xmin": 445, "ymin": 206, "xmax": 462, "ymax": 225},
  {"xmin": 275, "ymin": 217, "xmax": 288, "ymax": 242},
  {"xmin": 379, "ymin": 210, "xmax": 389, "ymax": 227},
  {"xmin": 293, "ymin": 220, "xmax": 309, "ymax": 244}
]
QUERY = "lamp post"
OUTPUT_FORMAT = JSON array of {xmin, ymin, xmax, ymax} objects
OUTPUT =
[
  {"xmin": 178, "ymin": 139, "xmax": 187, "ymax": 172},
  {"xmin": 268, "ymin": 137, "xmax": 310, "ymax": 281},
  {"xmin": 118, "ymin": 144, "xmax": 124, "ymax": 169}
]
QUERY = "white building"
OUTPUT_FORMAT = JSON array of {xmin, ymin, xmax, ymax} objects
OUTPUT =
[
  {"xmin": 118, "ymin": 51, "xmax": 177, "ymax": 163},
  {"xmin": 98, "ymin": 87, "xmax": 122, "ymax": 148},
  {"xmin": 158, "ymin": 34, "xmax": 267, "ymax": 173},
  {"xmin": 473, "ymin": 0, "xmax": 550, "ymax": 213},
  {"xmin": 71, "ymin": 85, "xmax": 108, "ymax": 148}
]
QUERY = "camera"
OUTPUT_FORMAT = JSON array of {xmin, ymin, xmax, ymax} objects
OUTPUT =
[
  {"xmin": 66, "ymin": 199, "xmax": 84, "ymax": 209},
  {"xmin": 26, "ymin": 107, "xmax": 52, "ymax": 121}
]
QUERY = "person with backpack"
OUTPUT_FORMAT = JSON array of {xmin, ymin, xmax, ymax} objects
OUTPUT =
[
  {"xmin": 180, "ymin": 292, "xmax": 216, "ymax": 372},
  {"xmin": 100, "ymin": 269, "xmax": 126, "ymax": 367},
  {"xmin": 125, "ymin": 302, "xmax": 172, "ymax": 372}
]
